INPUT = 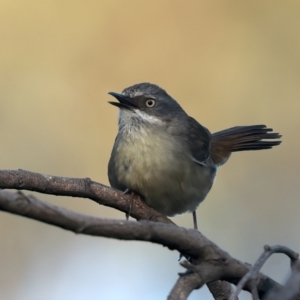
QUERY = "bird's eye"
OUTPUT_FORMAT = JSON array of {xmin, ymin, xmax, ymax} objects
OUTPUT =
[{"xmin": 145, "ymin": 99, "xmax": 156, "ymax": 108}]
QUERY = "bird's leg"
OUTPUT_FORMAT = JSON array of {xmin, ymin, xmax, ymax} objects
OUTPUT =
[
  {"xmin": 192, "ymin": 211, "xmax": 198, "ymax": 230},
  {"xmin": 178, "ymin": 212, "xmax": 197, "ymax": 260},
  {"xmin": 123, "ymin": 189, "xmax": 134, "ymax": 220}
]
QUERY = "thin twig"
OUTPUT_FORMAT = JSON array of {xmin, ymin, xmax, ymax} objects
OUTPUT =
[
  {"xmin": 264, "ymin": 259, "xmax": 300, "ymax": 300},
  {"xmin": 230, "ymin": 245, "xmax": 299, "ymax": 300}
]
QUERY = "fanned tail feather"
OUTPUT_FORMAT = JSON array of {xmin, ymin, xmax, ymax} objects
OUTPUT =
[{"xmin": 211, "ymin": 125, "xmax": 281, "ymax": 166}]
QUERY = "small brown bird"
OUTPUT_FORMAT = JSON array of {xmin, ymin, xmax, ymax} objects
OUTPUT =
[{"xmin": 108, "ymin": 83, "xmax": 281, "ymax": 229}]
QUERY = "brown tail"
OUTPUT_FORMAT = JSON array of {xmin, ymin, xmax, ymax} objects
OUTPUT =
[{"xmin": 211, "ymin": 125, "xmax": 282, "ymax": 166}]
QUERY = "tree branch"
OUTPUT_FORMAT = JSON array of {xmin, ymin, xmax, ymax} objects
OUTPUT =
[
  {"xmin": 207, "ymin": 280, "xmax": 235, "ymax": 300},
  {"xmin": 168, "ymin": 272, "xmax": 203, "ymax": 300},
  {"xmin": 0, "ymin": 184, "xmax": 287, "ymax": 299},
  {"xmin": 0, "ymin": 169, "xmax": 172, "ymax": 223},
  {"xmin": 0, "ymin": 169, "xmax": 238, "ymax": 298}
]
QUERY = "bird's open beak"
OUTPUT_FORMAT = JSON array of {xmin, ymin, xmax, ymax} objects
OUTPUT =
[{"xmin": 108, "ymin": 92, "xmax": 138, "ymax": 110}]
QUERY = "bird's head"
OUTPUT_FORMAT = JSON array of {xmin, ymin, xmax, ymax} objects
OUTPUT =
[{"xmin": 108, "ymin": 83, "xmax": 185, "ymax": 126}]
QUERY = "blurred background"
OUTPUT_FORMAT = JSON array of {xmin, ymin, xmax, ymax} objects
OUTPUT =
[{"xmin": 0, "ymin": 1, "xmax": 299, "ymax": 299}]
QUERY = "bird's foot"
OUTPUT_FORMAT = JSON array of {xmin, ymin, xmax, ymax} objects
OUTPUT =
[{"xmin": 123, "ymin": 189, "xmax": 135, "ymax": 220}]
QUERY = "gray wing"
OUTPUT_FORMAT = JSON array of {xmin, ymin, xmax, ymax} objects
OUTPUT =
[
  {"xmin": 167, "ymin": 116, "xmax": 211, "ymax": 163},
  {"xmin": 108, "ymin": 135, "xmax": 127, "ymax": 192}
]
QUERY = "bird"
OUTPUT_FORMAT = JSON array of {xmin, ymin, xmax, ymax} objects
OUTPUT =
[{"xmin": 107, "ymin": 83, "xmax": 281, "ymax": 229}]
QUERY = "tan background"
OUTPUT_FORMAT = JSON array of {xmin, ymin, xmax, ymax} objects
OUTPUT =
[{"xmin": 0, "ymin": 1, "xmax": 299, "ymax": 299}]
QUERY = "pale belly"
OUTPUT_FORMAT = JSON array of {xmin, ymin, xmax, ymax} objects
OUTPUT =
[{"xmin": 108, "ymin": 128, "xmax": 216, "ymax": 216}]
